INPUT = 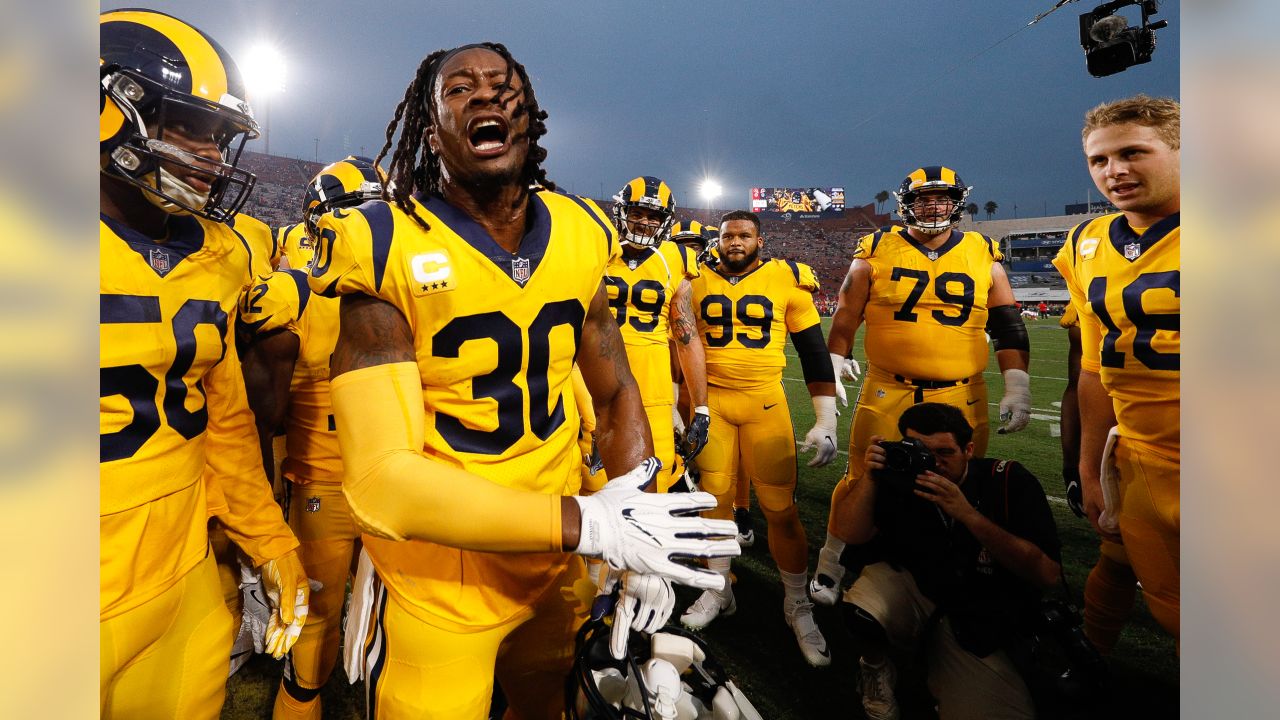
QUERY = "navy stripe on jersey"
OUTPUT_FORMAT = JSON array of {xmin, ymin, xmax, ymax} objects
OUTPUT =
[
  {"xmin": 352, "ymin": 201, "xmax": 396, "ymax": 292},
  {"xmin": 870, "ymin": 230, "xmax": 885, "ymax": 256},
  {"xmin": 285, "ymin": 269, "xmax": 312, "ymax": 319},
  {"xmin": 1108, "ymin": 211, "xmax": 1179, "ymax": 261},
  {"xmin": 785, "ymin": 259, "xmax": 801, "ymax": 284},
  {"xmin": 101, "ymin": 294, "xmax": 162, "ymax": 324},
  {"xmin": 1067, "ymin": 221, "xmax": 1089, "ymax": 266},
  {"xmin": 902, "ymin": 227, "xmax": 963, "ymax": 260},
  {"xmin": 560, "ymin": 192, "xmax": 614, "ymax": 255},
  {"xmin": 419, "ymin": 192, "xmax": 552, "ymax": 287}
]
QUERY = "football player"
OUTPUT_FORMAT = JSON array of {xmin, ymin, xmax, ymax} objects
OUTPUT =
[
  {"xmin": 1060, "ymin": 304, "xmax": 1138, "ymax": 656},
  {"xmin": 1052, "ymin": 95, "xmax": 1180, "ymax": 642},
  {"xmin": 606, "ymin": 177, "xmax": 709, "ymax": 492},
  {"xmin": 680, "ymin": 210, "xmax": 838, "ymax": 668},
  {"xmin": 809, "ymin": 166, "xmax": 1031, "ymax": 606},
  {"xmin": 241, "ymin": 157, "xmax": 385, "ymax": 720},
  {"xmin": 309, "ymin": 43, "xmax": 739, "ymax": 718},
  {"xmin": 99, "ymin": 9, "xmax": 308, "ymax": 719}
]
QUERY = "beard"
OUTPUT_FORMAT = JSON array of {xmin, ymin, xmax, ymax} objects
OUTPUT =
[{"xmin": 720, "ymin": 247, "xmax": 759, "ymax": 273}]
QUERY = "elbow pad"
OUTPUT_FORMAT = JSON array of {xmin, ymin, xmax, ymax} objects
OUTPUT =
[
  {"xmin": 791, "ymin": 324, "xmax": 835, "ymax": 384},
  {"xmin": 330, "ymin": 362, "xmax": 562, "ymax": 552},
  {"xmin": 986, "ymin": 305, "xmax": 1029, "ymax": 352}
]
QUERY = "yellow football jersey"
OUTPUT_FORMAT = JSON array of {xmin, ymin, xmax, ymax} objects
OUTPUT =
[
  {"xmin": 238, "ymin": 268, "xmax": 309, "ymax": 337},
  {"xmin": 228, "ymin": 211, "xmax": 279, "ymax": 276},
  {"xmin": 1053, "ymin": 213, "xmax": 1180, "ymax": 458},
  {"xmin": 277, "ymin": 221, "xmax": 315, "ymax": 272},
  {"xmin": 858, "ymin": 226, "xmax": 1002, "ymax": 381},
  {"xmin": 283, "ymin": 282, "xmax": 344, "ymax": 484},
  {"xmin": 309, "ymin": 190, "xmax": 619, "ymax": 629},
  {"xmin": 692, "ymin": 258, "xmax": 821, "ymax": 388},
  {"xmin": 605, "ymin": 242, "xmax": 699, "ymax": 406},
  {"xmin": 100, "ymin": 212, "xmax": 270, "ymax": 619}
]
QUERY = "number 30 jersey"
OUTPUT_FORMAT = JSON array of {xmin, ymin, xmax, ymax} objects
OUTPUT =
[
  {"xmin": 604, "ymin": 242, "xmax": 699, "ymax": 407},
  {"xmin": 1053, "ymin": 213, "xmax": 1179, "ymax": 458},
  {"xmin": 692, "ymin": 258, "xmax": 822, "ymax": 389},
  {"xmin": 100, "ymin": 213, "xmax": 294, "ymax": 619},
  {"xmin": 856, "ymin": 226, "xmax": 1002, "ymax": 381},
  {"xmin": 309, "ymin": 190, "xmax": 619, "ymax": 629}
]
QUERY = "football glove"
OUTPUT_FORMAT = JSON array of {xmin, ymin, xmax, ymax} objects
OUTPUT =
[
  {"xmin": 574, "ymin": 457, "xmax": 739, "ymax": 591},
  {"xmin": 840, "ymin": 356, "xmax": 862, "ymax": 383},
  {"xmin": 608, "ymin": 571, "xmax": 676, "ymax": 660},
  {"xmin": 260, "ymin": 550, "xmax": 311, "ymax": 659},
  {"xmin": 829, "ymin": 353, "xmax": 850, "ymax": 407},
  {"xmin": 1063, "ymin": 468, "xmax": 1085, "ymax": 519},
  {"xmin": 683, "ymin": 407, "xmax": 711, "ymax": 462},
  {"xmin": 997, "ymin": 368, "xmax": 1032, "ymax": 434},
  {"xmin": 799, "ymin": 395, "xmax": 839, "ymax": 467}
]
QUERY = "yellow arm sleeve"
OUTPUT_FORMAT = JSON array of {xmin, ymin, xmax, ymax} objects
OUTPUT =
[{"xmin": 331, "ymin": 362, "xmax": 564, "ymax": 552}]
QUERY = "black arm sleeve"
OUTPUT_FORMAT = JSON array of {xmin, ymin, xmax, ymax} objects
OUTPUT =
[
  {"xmin": 790, "ymin": 323, "xmax": 835, "ymax": 384},
  {"xmin": 986, "ymin": 304, "xmax": 1029, "ymax": 352}
]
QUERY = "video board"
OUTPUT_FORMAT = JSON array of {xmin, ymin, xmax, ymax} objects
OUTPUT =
[{"xmin": 750, "ymin": 186, "xmax": 845, "ymax": 218}]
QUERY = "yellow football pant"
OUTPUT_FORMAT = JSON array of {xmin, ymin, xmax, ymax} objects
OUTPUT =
[
  {"xmin": 827, "ymin": 367, "xmax": 987, "ymax": 540},
  {"xmin": 645, "ymin": 403, "xmax": 678, "ymax": 492},
  {"xmin": 278, "ymin": 480, "xmax": 360, "ymax": 709},
  {"xmin": 1115, "ymin": 439, "xmax": 1179, "ymax": 642},
  {"xmin": 363, "ymin": 558, "xmax": 590, "ymax": 719},
  {"xmin": 1083, "ymin": 541, "xmax": 1136, "ymax": 655},
  {"xmin": 100, "ymin": 552, "xmax": 234, "ymax": 720},
  {"xmin": 701, "ymin": 382, "xmax": 807, "ymax": 574}
]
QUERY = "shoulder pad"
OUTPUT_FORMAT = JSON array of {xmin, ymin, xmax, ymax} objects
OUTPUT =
[
  {"xmin": 239, "ymin": 269, "xmax": 310, "ymax": 336},
  {"xmin": 981, "ymin": 233, "xmax": 1003, "ymax": 262},
  {"xmin": 851, "ymin": 231, "xmax": 880, "ymax": 260},
  {"xmin": 307, "ymin": 201, "xmax": 396, "ymax": 298}
]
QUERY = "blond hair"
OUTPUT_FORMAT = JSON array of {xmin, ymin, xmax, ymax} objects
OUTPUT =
[{"xmin": 1082, "ymin": 94, "xmax": 1180, "ymax": 150}]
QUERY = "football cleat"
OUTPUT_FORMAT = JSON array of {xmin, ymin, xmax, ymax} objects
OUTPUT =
[
  {"xmin": 893, "ymin": 166, "xmax": 970, "ymax": 236},
  {"xmin": 734, "ymin": 506, "xmax": 756, "ymax": 548},
  {"xmin": 611, "ymin": 176, "xmax": 676, "ymax": 248},
  {"xmin": 785, "ymin": 599, "xmax": 831, "ymax": 667},
  {"xmin": 100, "ymin": 8, "xmax": 259, "ymax": 221},
  {"xmin": 680, "ymin": 588, "xmax": 736, "ymax": 631}
]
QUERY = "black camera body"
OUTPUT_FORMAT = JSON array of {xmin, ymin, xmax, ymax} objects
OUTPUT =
[
  {"xmin": 873, "ymin": 437, "xmax": 936, "ymax": 486},
  {"xmin": 1079, "ymin": 0, "xmax": 1168, "ymax": 78},
  {"xmin": 1028, "ymin": 597, "xmax": 1109, "ymax": 702}
]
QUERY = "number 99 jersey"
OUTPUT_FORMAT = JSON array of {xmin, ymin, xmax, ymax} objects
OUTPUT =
[
  {"xmin": 308, "ymin": 190, "xmax": 619, "ymax": 628},
  {"xmin": 1053, "ymin": 213, "xmax": 1179, "ymax": 458},
  {"xmin": 692, "ymin": 258, "xmax": 822, "ymax": 389},
  {"xmin": 856, "ymin": 226, "xmax": 1002, "ymax": 381}
]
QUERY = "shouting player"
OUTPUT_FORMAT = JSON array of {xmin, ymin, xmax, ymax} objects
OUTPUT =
[{"xmin": 309, "ymin": 43, "xmax": 739, "ymax": 717}]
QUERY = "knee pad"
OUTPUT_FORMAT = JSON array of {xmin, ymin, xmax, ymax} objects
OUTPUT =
[
  {"xmin": 754, "ymin": 484, "xmax": 796, "ymax": 515},
  {"xmin": 842, "ymin": 603, "xmax": 888, "ymax": 647}
]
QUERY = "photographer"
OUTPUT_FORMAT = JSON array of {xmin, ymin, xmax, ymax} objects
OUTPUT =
[{"xmin": 839, "ymin": 403, "xmax": 1061, "ymax": 720}]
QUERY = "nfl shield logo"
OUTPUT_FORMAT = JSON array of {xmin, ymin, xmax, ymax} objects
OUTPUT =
[
  {"xmin": 1123, "ymin": 242, "xmax": 1142, "ymax": 260},
  {"xmin": 627, "ymin": 259, "xmax": 639, "ymax": 270},
  {"xmin": 148, "ymin": 248, "xmax": 171, "ymax": 275},
  {"xmin": 926, "ymin": 251, "xmax": 939, "ymax": 260},
  {"xmin": 305, "ymin": 496, "xmax": 321, "ymax": 513},
  {"xmin": 512, "ymin": 256, "xmax": 531, "ymax": 285}
]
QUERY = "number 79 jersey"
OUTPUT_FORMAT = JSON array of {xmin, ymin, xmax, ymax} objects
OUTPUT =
[
  {"xmin": 691, "ymin": 258, "xmax": 822, "ymax": 389},
  {"xmin": 857, "ymin": 227, "xmax": 1002, "ymax": 381},
  {"xmin": 1053, "ymin": 213, "xmax": 1179, "ymax": 458}
]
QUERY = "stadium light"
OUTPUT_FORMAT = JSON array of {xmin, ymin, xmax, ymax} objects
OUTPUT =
[
  {"xmin": 700, "ymin": 179, "xmax": 722, "ymax": 223},
  {"xmin": 241, "ymin": 43, "xmax": 287, "ymax": 154}
]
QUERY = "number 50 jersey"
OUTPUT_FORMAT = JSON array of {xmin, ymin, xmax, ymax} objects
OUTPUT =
[
  {"xmin": 309, "ymin": 190, "xmax": 618, "ymax": 629},
  {"xmin": 856, "ymin": 226, "xmax": 1003, "ymax": 382},
  {"xmin": 1053, "ymin": 213, "xmax": 1179, "ymax": 458}
]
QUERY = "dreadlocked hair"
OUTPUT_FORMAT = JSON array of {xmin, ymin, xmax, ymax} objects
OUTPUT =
[{"xmin": 373, "ymin": 42, "xmax": 555, "ymax": 231}]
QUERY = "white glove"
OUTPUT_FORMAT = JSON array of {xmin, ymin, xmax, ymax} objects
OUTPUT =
[
  {"xmin": 608, "ymin": 571, "xmax": 676, "ymax": 660},
  {"xmin": 799, "ymin": 395, "xmax": 839, "ymax": 467},
  {"xmin": 829, "ymin": 353, "xmax": 849, "ymax": 407},
  {"xmin": 840, "ymin": 357, "xmax": 862, "ymax": 383},
  {"xmin": 997, "ymin": 368, "xmax": 1032, "ymax": 434},
  {"xmin": 574, "ymin": 457, "xmax": 740, "ymax": 591}
]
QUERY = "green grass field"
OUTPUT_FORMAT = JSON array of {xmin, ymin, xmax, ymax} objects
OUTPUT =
[{"xmin": 223, "ymin": 317, "xmax": 1178, "ymax": 718}]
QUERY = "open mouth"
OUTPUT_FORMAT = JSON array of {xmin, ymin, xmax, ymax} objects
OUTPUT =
[
  {"xmin": 467, "ymin": 115, "xmax": 510, "ymax": 157},
  {"xmin": 1109, "ymin": 182, "xmax": 1139, "ymax": 197}
]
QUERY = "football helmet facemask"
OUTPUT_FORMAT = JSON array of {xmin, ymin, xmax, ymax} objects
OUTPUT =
[
  {"xmin": 304, "ymin": 155, "xmax": 387, "ymax": 239},
  {"xmin": 100, "ymin": 8, "xmax": 259, "ymax": 221},
  {"xmin": 567, "ymin": 614, "xmax": 763, "ymax": 720},
  {"xmin": 670, "ymin": 220, "xmax": 718, "ymax": 265},
  {"xmin": 893, "ymin": 165, "xmax": 971, "ymax": 236},
  {"xmin": 612, "ymin": 176, "xmax": 676, "ymax": 248}
]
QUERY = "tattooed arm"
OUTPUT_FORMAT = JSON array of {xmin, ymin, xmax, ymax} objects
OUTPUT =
[
  {"xmin": 669, "ymin": 278, "xmax": 707, "ymax": 408},
  {"xmin": 578, "ymin": 283, "xmax": 654, "ymax": 478}
]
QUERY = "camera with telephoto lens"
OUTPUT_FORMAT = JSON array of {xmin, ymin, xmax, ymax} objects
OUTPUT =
[
  {"xmin": 873, "ymin": 437, "xmax": 936, "ymax": 486},
  {"xmin": 1028, "ymin": 597, "xmax": 1109, "ymax": 702}
]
